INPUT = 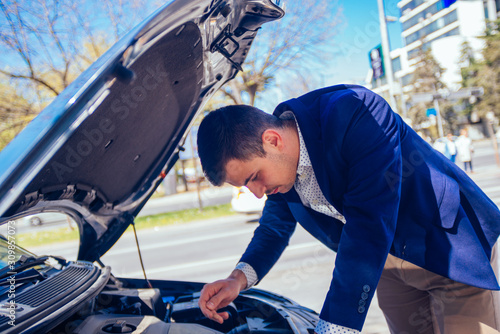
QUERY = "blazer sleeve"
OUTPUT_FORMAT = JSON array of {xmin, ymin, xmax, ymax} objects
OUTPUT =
[
  {"xmin": 319, "ymin": 88, "xmax": 402, "ymax": 330},
  {"xmin": 238, "ymin": 193, "xmax": 297, "ymax": 283}
]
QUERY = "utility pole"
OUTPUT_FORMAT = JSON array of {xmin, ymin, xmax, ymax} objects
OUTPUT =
[
  {"xmin": 487, "ymin": 0, "xmax": 497, "ymax": 20},
  {"xmin": 433, "ymin": 98, "xmax": 444, "ymax": 138},
  {"xmin": 377, "ymin": 0, "xmax": 398, "ymax": 113}
]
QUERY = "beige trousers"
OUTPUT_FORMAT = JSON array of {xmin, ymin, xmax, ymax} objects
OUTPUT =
[{"xmin": 377, "ymin": 246, "xmax": 500, "ymax": 334}]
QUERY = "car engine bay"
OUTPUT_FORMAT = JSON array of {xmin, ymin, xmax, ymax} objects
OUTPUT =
[{"xmin": 0, "ymin": 257, "xmax": 317, "ymax": 334}]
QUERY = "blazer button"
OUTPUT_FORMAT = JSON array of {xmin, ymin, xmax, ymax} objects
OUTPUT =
[
  {"xmin": 358, "ymin": 306, "xmax": 365, "ymax": 313},
  {"xmin": 361, "ymin": 292, "xmax": 369, "ymax": 300},
  {"xmin": 359, "ymin": 300, "xmax": 366, "ymax": 306},
  {"xmin": 363, "ymin": 285, "xmax": 370, "ymax": 293}
]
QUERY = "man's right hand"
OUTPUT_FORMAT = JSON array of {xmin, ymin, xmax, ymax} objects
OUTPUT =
[{"xmin": 198, "ymin": 269, "xmax": 248, "ymax": 324}]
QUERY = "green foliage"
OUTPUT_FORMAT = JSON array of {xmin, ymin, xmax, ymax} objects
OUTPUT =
[
  {"xmin": 408, "ymin": 45, "xmax": 455, "ymax": 136},
  {"xmin": 0, "ymin": 80, "xmax": 39, "ymax": 150},
  {"xmin": 411, "ymin": 48, "xmax": 446, "ymax": 94},
  {"xmin": 461, "ymin": 19, "xmax": 500, "ymax": 118}
]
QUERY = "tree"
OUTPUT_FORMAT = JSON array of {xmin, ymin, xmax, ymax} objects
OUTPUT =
[
  {"xmin": 462, "ymin": 19, "xmax": 500, "ymax": 119},
  {"xmin": 0, "ymin": 0, "xmax": 343, "ymax": 150},
  {"xmin": 0, "ymin": 0, "xmax": 153, "ymax": 149},
  {"xmin": 220, "ymin": 0, "xmax": 343, "ymax": 106},
  {"xmin": 408, "ymin": 46, "xmax": 449, "ymax": 137},
  {"xmin": 0, "ymin": 81, "xmax": 36, "ymax": 149}
]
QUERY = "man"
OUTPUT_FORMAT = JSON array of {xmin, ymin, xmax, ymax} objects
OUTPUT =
[{"xmin": 196, "ymin": 85, "xmax": 500, "ymax": 333}]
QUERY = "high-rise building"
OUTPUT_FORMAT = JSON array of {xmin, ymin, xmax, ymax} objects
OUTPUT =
[{"xmin": 368, "ymin": 0, "xmax": 498, "ymax": 108}]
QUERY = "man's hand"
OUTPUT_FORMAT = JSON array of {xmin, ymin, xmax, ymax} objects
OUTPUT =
[{"xmin": 198, "ymin": 269, "xmax": 248, "ymax": 324}]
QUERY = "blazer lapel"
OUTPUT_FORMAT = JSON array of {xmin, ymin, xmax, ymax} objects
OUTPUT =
[
  {"xmin": 282, "ymin": 188, "xmax": 343, "ymax": 252},
  {"xmin": 275, "ymin": 98, "xmax": 342, "ymax": 214}
]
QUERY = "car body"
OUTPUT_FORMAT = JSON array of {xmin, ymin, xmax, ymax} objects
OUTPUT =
[
  {"xmin": 0, "ymin": 0, "xmax": 320, "ymax": 333},
  {"xmin": 18, "ymin": 212, "xmax": 70, "ymax": 227},
  {"xmin": 231, "ymin": 186, "xmax": 266, "ymax": 214}
]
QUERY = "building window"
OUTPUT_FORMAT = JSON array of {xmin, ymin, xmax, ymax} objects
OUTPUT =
[
  {"xmin": 405, "ymin": 10, "xmax": 458, "ymax": 45},
  {"xmin": 392, "ymin": 56, "xmax": 402, "ymax": 73},
  {"xmin": 407, "ymin": 27, "xmax": 460, "ymax": 60},
  {"xmin": 408, "ymin": 48, "xmax": 421, "ymax": 60},
  {"xmin": 402, "ymin": 1, "xmax": 445, "ymax": 31},
  {"xmin": 401, "ymin": 73, "xmax": 414, "ymax": 87},
  {"xmin": 401, "ymin": 0, "xmax": 426, "ymax": 15}
]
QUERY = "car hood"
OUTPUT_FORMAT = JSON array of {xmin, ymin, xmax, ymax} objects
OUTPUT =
[{"xmin": 0, "ymin": 0, "xmax": 283, "ymax": 261}]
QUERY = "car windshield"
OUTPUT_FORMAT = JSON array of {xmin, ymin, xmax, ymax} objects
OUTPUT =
[{"xmin": 0, "ymin": 237, "xmax": 36, "ymax": 269}]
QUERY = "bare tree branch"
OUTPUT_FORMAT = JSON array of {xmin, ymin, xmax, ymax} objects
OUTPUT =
[
  {"xmin": 220, "ymin": 0, "xmax": 343, "ymax": 105},
  {"xmin": 0, "ymin": 0, "xmax": 156, "ymax": 148},
  {"xmin": 0, "ymin": 69, "xmax": 60, "ymax": 95}
]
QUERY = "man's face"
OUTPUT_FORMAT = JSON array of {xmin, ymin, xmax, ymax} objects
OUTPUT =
[{"xmin": 224, "ymin": 152, "xmax": 297, "ymax": 199}]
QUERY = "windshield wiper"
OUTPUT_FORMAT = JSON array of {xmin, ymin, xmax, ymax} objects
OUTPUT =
[
  {"xmin": 0, "ymin": 255, "xmax": 66, "ymax": 280},
  {"xmin": 0, "ymin": 268, "xmax": 46, "ymax": 286}
]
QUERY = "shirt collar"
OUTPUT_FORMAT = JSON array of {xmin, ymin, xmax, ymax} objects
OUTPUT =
[{"xmin": 279, "ymin": 111, "xmax": 311, "ymax": 177}]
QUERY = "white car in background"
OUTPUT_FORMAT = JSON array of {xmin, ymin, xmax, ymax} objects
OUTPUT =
[
  {"xmin": 231, "ymin": 186, "xmax": 266, "ymax": 215},
  {"xmin": 20, "ymin": 212, "xmax": 71, "ymax": 227}
]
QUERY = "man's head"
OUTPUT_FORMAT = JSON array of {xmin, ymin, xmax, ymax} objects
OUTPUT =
[
  {"xmin": 460, "ymin": 128, "xmax": 468, "ymax": 137},
  {"xmin": 197, "ymin": 105, "xmax": 299, "ymax": 198}
]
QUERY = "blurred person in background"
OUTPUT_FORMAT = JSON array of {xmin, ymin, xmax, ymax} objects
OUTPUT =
[
  {"xmin": 456, "ymin": 128, "xmax": 474, "ymax": 173},
  {"xmin": 445, "ymin": 132, "xmax": 457, "ymax": 162}
]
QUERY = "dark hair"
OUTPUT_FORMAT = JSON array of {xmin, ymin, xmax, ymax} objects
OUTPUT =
[{"xmin": 197, "ymin": 105, "xmax": 289, "ymax": 186}]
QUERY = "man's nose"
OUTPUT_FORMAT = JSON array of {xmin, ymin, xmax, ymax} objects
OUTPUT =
[{"xmin": 247, "ymin": 182, "xmax": 265, "ymax": 199}]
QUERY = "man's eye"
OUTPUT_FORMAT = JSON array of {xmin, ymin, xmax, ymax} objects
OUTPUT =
[{"xmin": 252, "ymin": 173, "xmax": 258, "ymax": 182}]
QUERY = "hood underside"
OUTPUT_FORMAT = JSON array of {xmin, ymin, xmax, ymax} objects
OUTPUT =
[{"xmin": 0, "ymin": 0, "xmax": 284, "ymax": 261}]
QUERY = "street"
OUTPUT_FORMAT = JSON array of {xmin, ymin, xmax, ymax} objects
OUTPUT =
[{"xmin": 30, "ymin": 139, "xmax": 500, "ymax": 334}]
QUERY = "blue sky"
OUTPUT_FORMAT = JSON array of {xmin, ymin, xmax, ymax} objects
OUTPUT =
[
  {"xmin": 259, "ymin": 0, "xmax": 406, "ymax": 109},
  {"xmin": 325, "ymin": 0, "xmax": 404, "ymax": 85}
]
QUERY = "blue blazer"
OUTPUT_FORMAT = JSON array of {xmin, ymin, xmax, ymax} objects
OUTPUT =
[{"xmin": 238, "ymin": 85, "xmax": 500, "ymax": 330}]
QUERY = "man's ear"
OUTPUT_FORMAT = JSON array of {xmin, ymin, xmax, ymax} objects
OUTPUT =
[{"xmin": 262, "ymin": 129, "xmax": 282, "ymax": 151}]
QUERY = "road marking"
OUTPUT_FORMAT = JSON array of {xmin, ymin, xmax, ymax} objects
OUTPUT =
[
  {"xmin": 104, "ymin": 227, "xmax": 258, "ymax": 256},
  {"xmin": 123, "ymin": 241, "xmax": 322, "ymax": 277}
]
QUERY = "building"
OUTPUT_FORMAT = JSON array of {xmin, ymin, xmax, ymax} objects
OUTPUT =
[{"xmin": 367, "ymin": 0, "xmax": 499, "ymax": 114}]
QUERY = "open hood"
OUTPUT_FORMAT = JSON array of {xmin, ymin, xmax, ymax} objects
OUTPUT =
[{"xmin": 0, "ymin": 0, "xmax": 284, "ymax": 261}]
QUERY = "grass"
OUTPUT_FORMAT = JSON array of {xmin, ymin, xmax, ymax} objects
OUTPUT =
[{"xmin": 17, "ymin": 203, "xmax": 236, "ymax": 249}]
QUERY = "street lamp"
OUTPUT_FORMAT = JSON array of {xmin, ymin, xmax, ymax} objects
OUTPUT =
[
  {"xmin": 377, "ymin": 0, "xmax": 398, "ymax": 114},
  {"xmin": 487, "ymin": 0, "xmax": 498, "ymax": 20}
]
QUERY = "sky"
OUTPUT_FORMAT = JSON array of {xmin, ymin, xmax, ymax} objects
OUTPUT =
[
  {"xmin": 324, "ymin": 0, "xmax": 404, "ymax": 85},
  {"xmin": 258, "ymin": 0, "xmax": 405, "ymax": 110}
]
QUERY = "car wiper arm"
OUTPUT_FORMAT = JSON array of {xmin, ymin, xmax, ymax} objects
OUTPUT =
[
  {"xmin": 0, "ymin": 255, "xmax": 66, "ymax": 280},
  {"xmin": 0, "ymin": 255, "xmax": 44, "ymax": 280},
  {"xmin": 0, "ymin": 268, "xmax": 46, "ymax": 286}
]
